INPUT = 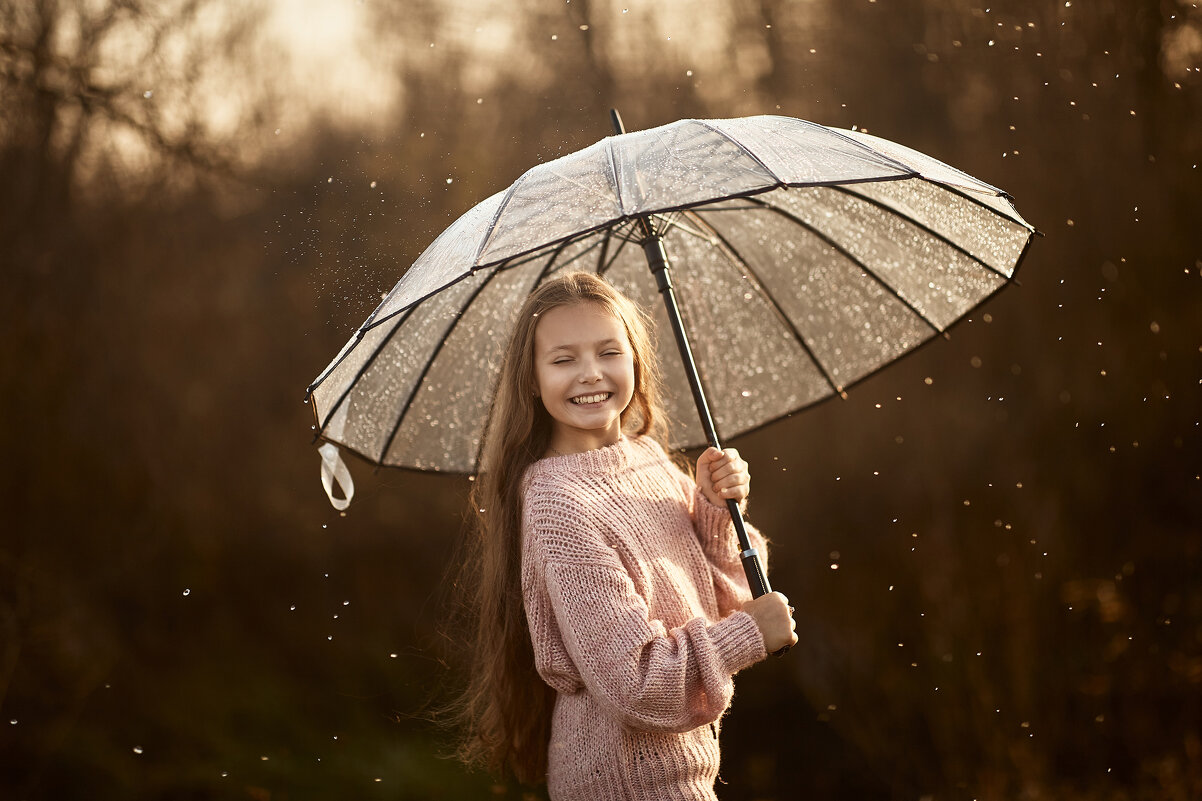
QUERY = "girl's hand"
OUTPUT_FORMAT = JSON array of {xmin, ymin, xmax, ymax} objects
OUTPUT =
[
  {"xmin": 696, "ymin": 447, "xmax": 750, "ymax": 508},
  {"xmin": 742, "ymin": 592, "xmax": 798, "ymax": 654}
]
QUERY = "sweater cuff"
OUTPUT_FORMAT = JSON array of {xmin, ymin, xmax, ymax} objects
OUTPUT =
[
  {"xmin": 709, "ymin": 610, "xmax": 766, "ymax": 674},
  {"xmin": 693, "ymin": 487, "xmax": 740, "ymax": 562}
]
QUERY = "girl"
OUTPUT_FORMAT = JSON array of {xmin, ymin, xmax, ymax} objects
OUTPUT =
[{"xmin": 452, "ymin": 271, "xmax": 796, "ymax": 800}]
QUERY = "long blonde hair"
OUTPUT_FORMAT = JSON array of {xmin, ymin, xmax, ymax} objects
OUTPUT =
[{"xmin": 450, "ymin": 271, "xmax": 665, "ymax": 784}]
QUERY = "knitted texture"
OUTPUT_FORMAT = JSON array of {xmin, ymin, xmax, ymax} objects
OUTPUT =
[{"xmin": 521, "ymin": 435, "xmax": 769, "ymax": 801}]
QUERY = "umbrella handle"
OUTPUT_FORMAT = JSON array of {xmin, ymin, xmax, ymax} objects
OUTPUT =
[
  {"xmin": 735, "ymin": 514, "xmax": 772, "ymax": 599},
  {"xmin": 731, "ymin": 500, "xmax": 789, "ymax": 657}
]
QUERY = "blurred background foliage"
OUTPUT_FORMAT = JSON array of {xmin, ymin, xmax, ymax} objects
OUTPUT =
[{"xmin": 1, "ymin": 0, "xmax": 1199, "ymax": 798}]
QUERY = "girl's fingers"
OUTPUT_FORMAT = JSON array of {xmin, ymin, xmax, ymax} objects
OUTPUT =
[
  {"xmin": 715, "ymin": 462, "xmax": 749, "ymax": 486},
  {"xmin": 718, "ymin": 472, "xmax": 747, "ymax": 490},
  {"xmin": 699, "ymin": 448, "xmax": 750, "ymax": 501},
  {"xmin": 709, "ymin": 456, "xmax": 746, "ymax": 482}
]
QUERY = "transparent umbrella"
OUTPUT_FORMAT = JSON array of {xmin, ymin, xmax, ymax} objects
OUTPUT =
[{"xmin": 306, "ymin": 111, "xmax": 1036, "ymax": 599}]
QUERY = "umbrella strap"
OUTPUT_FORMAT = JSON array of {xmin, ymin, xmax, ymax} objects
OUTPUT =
[{"xmin": 318, "ymin": 443, "xmax": 354, "ymax": 511}]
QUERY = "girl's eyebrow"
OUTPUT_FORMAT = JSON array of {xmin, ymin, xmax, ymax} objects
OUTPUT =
[{"xmin": 546, "ymin": 338, "xmax": 621, "ymax": 353}]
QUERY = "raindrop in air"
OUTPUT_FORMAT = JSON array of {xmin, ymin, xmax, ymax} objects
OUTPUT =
[
  {"xmin": 133, "ymin": 746, "xmax": 144, "ymax": 755},
  {"xmin": 182, "ymin": 588, "xmax": 191, "ymax": 596}
]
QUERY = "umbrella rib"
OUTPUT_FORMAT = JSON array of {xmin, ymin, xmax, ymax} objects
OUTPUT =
[
  {"xmin": 605, "ymin": 135, "xmax": 627, "ymax": 217},
  {"xmin": 314, "ymin": 306, "xmax": 418, "ymax": 436},
  {"xmin": 655, "ymin": 213, "xmax": 710, "ymax": 242},
  {"xmin": 598, "ymin": 226, "xmax": 637, "ymax": 275},
  {"xmin": 594, "ymin": 227, "xmax": 613, "ymax": 275},
  {"xmin": 813, "ymin": 124, "xmax": 920, "ymax": 177},
  {"xmin": 471, "ymin": 176, "xmax": 528, "ymax": 268},
  {"xmin": 682, "ymin": 210, "xmax": 846, "ymax": 397},
  {"xmin": 830, "ymin": 182, "xmax": 1016, "ymax": 281},
  {"xmin": 379, "ymin": 266, "xmax": 504, "ymax": 466},
  {"xmin": 743, "ymin": 196, "xmax": 945, "ymax": 334},
  {"xmin": 308, "ymin": 292, "xmax": 400, "ymax": 395},
  {"xmin": 532, "ymin": 236, "xmax": 577, "ymax": 284},
  {"xmin": 914, "ymin": 179, "xmax": 1037, "ymax": 234},
  {"xmin": 695, "ymin": 120, "xmax": 786, "ymax": 185}
]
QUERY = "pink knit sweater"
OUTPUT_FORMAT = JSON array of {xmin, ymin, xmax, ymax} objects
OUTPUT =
[{"xmin": 521, "ymin": 435, "xmax": 769, "ymax": 801}]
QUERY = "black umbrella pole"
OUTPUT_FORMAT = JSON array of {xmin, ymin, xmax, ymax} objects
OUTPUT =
[{"xmin": 641, "ymin": 237, "xmax": 772, "ymax": 601}]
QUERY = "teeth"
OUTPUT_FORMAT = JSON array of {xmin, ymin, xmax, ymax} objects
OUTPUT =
[{"xmin": 571, "ymin": 393, "xmax": 609, "ymax": 405}]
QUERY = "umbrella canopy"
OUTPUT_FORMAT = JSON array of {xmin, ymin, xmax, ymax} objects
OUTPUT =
[{"xmin": 307, "ymin": 115, "xmax": 1035, "ymax": 475}]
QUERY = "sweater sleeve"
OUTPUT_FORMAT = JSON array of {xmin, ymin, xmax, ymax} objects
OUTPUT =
[
  {"xmin": 530, "ymin": 494, "xmax": 765, "ymax": 734},
  {"xmin": 685, "ymin": 478, "xmax": 772, "ymax": 618}
]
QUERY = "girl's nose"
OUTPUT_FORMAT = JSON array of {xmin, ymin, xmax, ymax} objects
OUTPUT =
[{"xmin": 579, "ymin": 360, "xmax": 602, "ymax": 382}]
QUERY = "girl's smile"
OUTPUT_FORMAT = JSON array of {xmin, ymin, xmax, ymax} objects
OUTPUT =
[
  {"xmin": 533, "ymin": 301, "xmax": 635, "ymax": 455},
  {"xmin": 570, "ymin": 392, "xmax": 612, "ymax": 406}
]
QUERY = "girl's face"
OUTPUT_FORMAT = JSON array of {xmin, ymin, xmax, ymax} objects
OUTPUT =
[{"xmin": 533, "ymin": 301, "xmax": 636, "ymax": 454}]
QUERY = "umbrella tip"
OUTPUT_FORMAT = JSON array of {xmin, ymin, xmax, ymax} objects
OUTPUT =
[{"xmin": 609, "ymin": 108, "xmax": 626, "ymax": 136}]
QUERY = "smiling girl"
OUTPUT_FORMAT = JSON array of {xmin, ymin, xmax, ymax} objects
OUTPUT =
[{"xmin": 451, "ymin": 271, "xmax": 796, "ymax": 800}]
